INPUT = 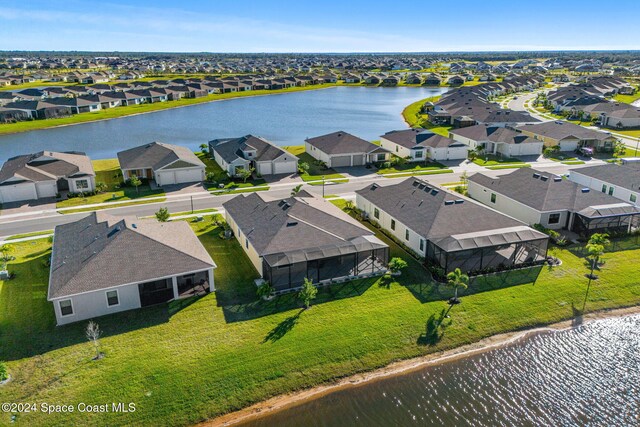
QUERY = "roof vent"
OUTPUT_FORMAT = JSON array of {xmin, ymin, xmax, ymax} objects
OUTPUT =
[
  {"xmin": 131, "ymin": 223, "xmax": 137, "ymax": 228},
  {"xmin": 540, "ymin": 176, "xmax": 549, "ymax": 181},
  {"xmin": 418, "ymin": 183, "xmax": 426, "ymax": 190},
  {"xmin": 286, "ymin": 221, "xmax": 298, "ymax": 227},
  {"xmin": 371, "ymin": 183, "xmax": 379, "ymax": 190},
  {"xmin": 444, "ymin": 200, "xmax": 455, "ymax": 205},
  {"xmin": 431, "ymin": 189, "xmax": 439, "ymax": 196},
  {"xmin": 553, "ymin": 177, "xmax": 562, "ymax": 182},
  {"xmin": 581, "ymin": 188, "xmax": 590, "ymax": 193},
  {"xmin": 454, "ymin": 199, "xmax": 464, "ymax": 204},
  {"xmin": 412, "ymin": 181, "xmax": 420, "ymax": 187}
]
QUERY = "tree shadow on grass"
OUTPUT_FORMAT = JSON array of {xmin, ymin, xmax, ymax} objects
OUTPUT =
[
  {"xmin": 263, "ymin": 309, "xmax": 303, "ymax": 343},
  {"xmin": 417, "ymin": 308, "xmax": 451, "ymax": 346},
  {"xmin": 221, "ymin": 277, "xmax": 378, "ymax": 323}
]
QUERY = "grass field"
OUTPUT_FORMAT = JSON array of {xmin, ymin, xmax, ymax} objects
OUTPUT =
[
  {"xmin": 376, "ymin": 161, "xmax": 448, "ymax": 175},
  {"xmin": 401, "ymin": 96, "xmax": 442, "ymax": 127},
  {"xmin": 472, "ymin": 154, "xmax": 525, "ymax": 167},
  {"xmin": 2, "ymin": 213, "xmax": 640, "ymax": 426},
  {"xmin": 56, "ymin": 159, "xmax": 165, "ymax": 210}
]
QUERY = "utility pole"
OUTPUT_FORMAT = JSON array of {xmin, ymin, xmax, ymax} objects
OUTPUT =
[
  {"xmin": 190, "ymin": 196, "xmax": 194, "ymax": 214},
  {"xmin": 322, "ymin": 175, "xmax": 325, "ymax": 198}
]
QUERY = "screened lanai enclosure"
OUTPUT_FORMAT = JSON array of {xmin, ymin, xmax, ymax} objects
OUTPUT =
[
  {"xmin": 262, "ymin": 236, "xmax": 389, "ymax": 292},
  {"xmin": 425, "ymin": 226, "xmax": 549, "ymax": 276},
  {"xmin": 572, "ymin": 206, "xmax": 640, "ymax": 237}
]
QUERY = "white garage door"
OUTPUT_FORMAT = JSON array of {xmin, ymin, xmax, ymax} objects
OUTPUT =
[
  {"xmin": 273, "ymin": 161, "xmax": 296, "ymax": 175},
  {"xmin": 174, "ymin": 168, "xmax": 203, "ymax": 184},
  {"xmin": 0, "ymin": 183, "xmax": 37, "ymax": 203},
  {"xmin": 36, "ymin": 181, "xmax": 57, "ymax": 198},
  {"xmin": 352, "ymin": 155, "xmax": 365, "ymax": 166},
  {"xmin": 446, "ymin": 146, "xmax": 469, "ymax": 160},
  {"xmin": 559, "ymin": 140, "xmax": 578, "ymax": 152},
  {"xmin": 156, "ymin": 171, "xmax": 175, "ymax": 186},
  {"xmin": 330, "ymin": 156, "xmax": 351, "ymax": 168},
  {"xmin": 257, "ymin": 162, "xmax": 273, "ymax": 176}
]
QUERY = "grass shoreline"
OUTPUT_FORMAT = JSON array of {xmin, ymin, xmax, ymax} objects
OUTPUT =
[{"xmin": 204, "ymin": 305, "xmax": 640, "ymax": 427}]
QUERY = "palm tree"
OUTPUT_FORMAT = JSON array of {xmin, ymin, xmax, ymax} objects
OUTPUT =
[
  {"xmin": 586, "ymin": 243, "xmax": 605, "ymax": 279},
  {"xmin": 290, "ymin": 184, "xmax": 303, "ymax": 197},
  {"xmin": 0, "ymin": 243, "xmax": 14, "ymax": 262},
  {"xmin": 446, "ymin": 268, "xmax": 469, "ymax": 304}
]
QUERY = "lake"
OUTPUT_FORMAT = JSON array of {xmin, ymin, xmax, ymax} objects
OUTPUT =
[
  {"xmin": 240, "ymin": 315, "xmax": 640, "ymax": 427},
  {"xmin": 0, "ymin": 86, "xmax": 448, "ymax": 161}
]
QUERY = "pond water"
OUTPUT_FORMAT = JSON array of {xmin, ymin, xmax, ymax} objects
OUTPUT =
[
  {"xmin": 240, "ymin": 315, "xmax": 640, "ymax": 427},
  {"xmin": 0, "ymin": 86, "xmax": 449, "ymax": 160}
]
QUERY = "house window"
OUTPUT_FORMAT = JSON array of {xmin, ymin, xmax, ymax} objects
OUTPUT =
[
  {"xmin": 490, "ymin": 193, "xmax": 497, "ymax": 203},
  {"xmin": 59, "ymin": 299, "xmax": 73, "ymax": 316},
  {"xmin": 245, "ymin": 238, "xmax": 249, "ymax": 249},
  {"xmin": 631, "ymin": 194, "xmax": 637, "ymax": 203},
  {"xmin": 374, "ymin": 208, "xmax": 380, "ymax": 219},
  {"xmin": 419, "ymin": 239, "xmax": 425, "ymax": 252},
  {"xmin": 106, "ymin": 290, "xmax": 119, "ymax": 307},
  {"xmin": 608, "ymin": 187, "xmax": 614, "ymax": 196},
  {"xmin": 601, "ymin": 184, "xmax": 607, "ymax": 193},
  {"xmin": 377, "ymin": 153, "xmax": 386, "ymax": 161},
  {"xmin": 415, "ymin": 150, "xmax": 424, "ymax": 159},
  {"xmin": 548, "ymin": 213, "xmax": 561, "ymax": 224},
  {"xmin": 395, "ymin": 146, "xmax": 399, "ymax": 152},
  {"xmin": 76, "ymin": 179, "xmax": 89, "ymax": 190},
  {"xmin": 391, "ymin": 219, "xmax": 396, "ymax": 230},
  {"xmin": 405, "ymin": 229, "xmax": 410, "ymax": 241}
]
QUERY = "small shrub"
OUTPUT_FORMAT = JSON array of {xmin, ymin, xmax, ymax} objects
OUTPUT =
[{"xmin": 0, "ymin": 361, "xmax": 8, "ymax": 382}]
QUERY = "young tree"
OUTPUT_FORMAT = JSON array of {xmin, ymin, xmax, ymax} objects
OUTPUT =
[
  {"xmin": 290, "ymin": 184, "xmax": 303, "ymax": 197},
  {"xmin": 586, "ymin": 243, "xmax": 605, "ymax": 279},
  {"xmin": 344, "ymin": 200, "xmax": 355, "ymax": 212},
  {"xmin": 85, "ymin": 321, "xmax": 102, "ymax": 360},
  {"xmin": 297, "ymin": 161, "xmax": 310, "ymax": 175},
  {"xmin": 155, "ymin": 207, "xmax": 170, "ymax": 222},
  {"xmin": 129, "ymin": 175, "xmax": 142, "ymax": 194},
  {"xmin": 256, "ymin": 281, "xmax": 275, "ymax": 300},
  {"xmin": 388, "ymin": 257, "xmax": 408, "ymax": 275},
  {"xmin": 298, "ymin": 278, "xmax": 317, "ymax": 309},
  {"xmin": 238, "ymin": 167, "xmax": 255, "ymax": 183},
  {"xmin": 199, "ymin": 143, "xmax": 208, "ymax": 154},
  {"xmin": 446, "ymin": 268, "xmax": 469, "ymax": 303},
  {"xmin": 0, "ymin": 243, "xmax": 14, "ymax": 262},
  {"xmin": 588, "ymin": 232, "xmax": 610, "ymax": 248},
  {"xmin": 0, "ymin": 361, "xmax": 7, "ymax": 382}
]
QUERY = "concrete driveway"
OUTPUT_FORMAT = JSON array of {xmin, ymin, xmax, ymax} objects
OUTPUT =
[
  {"xmin": 157, "ymin": 182, "xmax": 212, "ymax": 195},
  {"xmin": 0, "ymin": 197, "xmax": 58, "ymax": 219}
]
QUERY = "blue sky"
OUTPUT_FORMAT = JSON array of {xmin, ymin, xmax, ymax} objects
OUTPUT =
[{"xmin": 1, "ymin": 0, "xmax": 639, "ymax": 52}]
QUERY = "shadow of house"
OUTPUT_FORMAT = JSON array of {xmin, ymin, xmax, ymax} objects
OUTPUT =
[
  {"xmin": 1, "ymin": 251, "xmax": 209, "ymax": 362},
  {"xmin": 221, "ymin": 277, "xmax": 378, "ymax": 323}
]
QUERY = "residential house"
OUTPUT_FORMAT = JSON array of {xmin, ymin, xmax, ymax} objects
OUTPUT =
[
  {"xmin": 304, "ymin": 131, "xmax": 390, "ymax": 167},
  {"xmin": 223, "ymin": 191, "xmax": 389, "ymax": 292},
  {"xmin": 468, "ymin": 168, "xmax": 640, "ymax": 237},
  {"xmin": 117, "ymin": 142, "xmax": 206, "ymax": 186},
  {"xmin": 0, "ymin": 151, "xmax": 95, "ymax": 203},
  {"xmin": 356, "ymin": 178, "xmax": 549, "ymax": 275},
  {"xmin": 447, "ymin": 75, "xmax": 465, "ymax": 86},
  {"xmin": 450, "ymin": 124, "xmax": 544, "ymax": 157},
  {"xmin": 48, "ymin": 212, "xmax": 216, "ymax": 325},
  {"xmin": 517, "ymin": 121, "xmax": 618, "ymax": 152},
  {"xmin": 380, "ymin": 129, "xmax": 468, "ymax": 161},
  {"xmin": 209, "ymin": 135, "xmax": 298, "ymax": 177},
  {"xmin": 568, "ymin": 162, "xmax": 640, "ymax": 207}
]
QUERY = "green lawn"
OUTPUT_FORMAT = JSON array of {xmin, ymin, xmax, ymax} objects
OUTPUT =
[
  {"xmin": 0, "ymin": 84, "xmax": 337, "ymax": 135},
  {"xmin": 282, "ymin": 146, "xmax": 347, "ymax": 183},
  {"xmin": 2, "ymin": 216, "xmax": 640, "ymax": 426},
  {"xmin": 376, "ymin": 161, "xmax": 447, "ymax": 175},
  {"xmin": 486, "ymin": 164, "xmax": 532, "ymax": 170},
  {"xmin": 401, "ymin": 96, "xmax": 442, "ymax": 127},
  {"xmin": 472, "ymin": 154, "xmax": 524, "ymax": 166},
  {"xmin": 56, "ymin": 159, "xmax": 165, "ymax": 210},
  {"xmin": 613, "ymin": 93, "xmax": 640, "ymax": 105}
]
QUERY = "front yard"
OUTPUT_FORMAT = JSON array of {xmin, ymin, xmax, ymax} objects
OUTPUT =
[
  {"xmin": 376, "ymin": 161, "xmax": 452, "ymax": 176},
  {"xmin": 472, "ymin": 154, "xmax": 525, "ymax": 167},
  {"xmin": 283, "ymin": 146, "xmax": 348, "ymax": 183},
  {"xmin": 2, "ymin": 215, "xmax": 640, "ymax": 426},
  {"xmin": 56, "ymin": 159, "xmax": 165, "ymax": 209},
  {"xmin": 197, "ymin": 152, "xmax": 269, "ymax": 193}
]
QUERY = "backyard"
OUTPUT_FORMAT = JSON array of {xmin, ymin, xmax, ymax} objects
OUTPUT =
[{"xmin": 1, "ymin": 215, "xmax": 640, "ymax": 426}]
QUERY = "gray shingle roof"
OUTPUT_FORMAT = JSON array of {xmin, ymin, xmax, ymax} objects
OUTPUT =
[
  {"xmin": 0, "ymin": 151, "xmax": 94, "ymax": 184},
  {"xmin": 209, "ymin": 135, "xmax": 297, "ymax": 164},
  {"xmin": 517, "ymin": 121, "xmax": 615, "ymax": 142},
  {"xmin": 468, "ymin": 167, "xmax": 638, "ymax": 213},
  {"xmin": 570, "ymin": 162, "xmax": 640, "ymax": 192},
  {"xmin": 450, "ymin": 124, "xmax": 538, "ymax": 145},
  {"xmin": 48, "ymin": 212, "xmax": 216, "ymax": 299},
  {"xmin": 223, "ymin": 191, "xmax": 386, "ymax": 266},
  {"xmin": 116, "ymin": 141, "xmax": 204, "ymax": 171},
  {"xmin": 305, "ymin": 131, "xmax": 387, "ymax": 155},
  {"xmin": 381, "ymin": 129, "xmax": 463, "ymax": 149},
  {"xmin": 356, "ymin": 178, "xmax": 543, "ymax": 251}
]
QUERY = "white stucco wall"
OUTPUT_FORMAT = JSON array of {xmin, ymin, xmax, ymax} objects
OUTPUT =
[
  {"xmin": 224, "ymin": 210, "xmax": 263, "ymax": 276},
  {"xmin": 569, "ymin": 170, "xmax": 639, "ymax": 207}
]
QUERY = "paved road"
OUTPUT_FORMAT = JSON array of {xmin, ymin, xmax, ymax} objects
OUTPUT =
[{"xmin": 0, "ymin": 161, "xmax": 592, "ymax": 238}]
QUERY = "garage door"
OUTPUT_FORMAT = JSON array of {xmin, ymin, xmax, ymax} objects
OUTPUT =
[
  {"xmin": 157, "ymin": 171, "xmax": 175, "ymax": 186},
  {"xmin": 174, "ymin": 169, "xmax": 203, "ymax": 184},
  {"xmin": 0, "ymin": 183, "xmax": 37, "ymax": 203},
  {"xmin": 330, "ymin": 156, "xmax": 351, "ymax": 168},
  {"xmin": 36, "ymin": 182, "xmax": 57, "ymax": 198},
  {"xmin": 257, "ymin": 162, "xmax": 272, "ymax": 176},
  {"xmin": 273, "ymin": 161, "xmax": 296, "ymax": 175},
  {"xmin": 352, "ymin": 155, "xmax": 365, "ymax": 166}
]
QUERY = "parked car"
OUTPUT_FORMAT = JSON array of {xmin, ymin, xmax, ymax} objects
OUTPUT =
[{"xmin": 576, "ymin": 147, "xmax": 594, "ymax": 157}]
